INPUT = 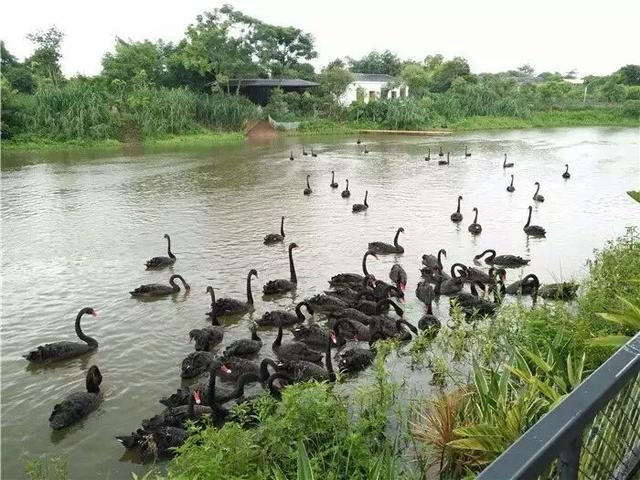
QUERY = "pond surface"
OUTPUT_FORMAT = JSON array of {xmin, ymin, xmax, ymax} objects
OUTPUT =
[{"xmin": 2, "ymin": 127, "xmax": 638, "ymax": 479}]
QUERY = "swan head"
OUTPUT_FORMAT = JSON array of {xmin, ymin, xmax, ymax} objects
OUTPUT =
[
  {"xmin": 249, "ymin": 269, "xmax": 258, "ymax": 278},
  {"xmin": 398, "ymin": 227, "xmax": 405, "ymax": 233},
  {"xmin": 163, "ymin": 233, "xmax": 170, "ymax": 239},
  {"xmin": 289, "ymin": 242, "xmax": 299, "ymax": 250}
]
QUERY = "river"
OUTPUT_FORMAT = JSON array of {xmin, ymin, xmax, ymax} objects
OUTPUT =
[{"xmin": 1, "ymin": 127, "xmax": 638, "ymax": 479}]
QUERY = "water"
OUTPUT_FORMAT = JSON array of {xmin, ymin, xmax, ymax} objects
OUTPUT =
[{"xmin": 1, "ymin": 127, "xmax": 638, "ymax": 479}]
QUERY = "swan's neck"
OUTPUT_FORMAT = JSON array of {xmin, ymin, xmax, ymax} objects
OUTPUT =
[
  {"xmin": 75, "ymin": 311, "xmax": 97, "ymax": 346},
  {"xmin": 207, "ymin": 369, "xmax": 217, "ymax": 407},
  {"xmin": 273, "ymin": 325, "xmax": 283, "ymax": 348},
  {"xmin": 565, "ymin": 165, "xmax": 569, "ymax": 173},
  {"xmin": 208, "ymin": 289, "xmax": 220, "ymax": 325},
  {"xmin": 306, "ymin": 177, "xmax": 310, "ymax": 189},
  {"xmin": 487, "ymin": 250, "xmax": 496, "ymax": 261},
  {"xmin": 169, "ymin": 276, "xmax": 179, "ymax": 291},
  {"xmin": 456, "ymin": 197, "xmax": 461, "ymax": 213},
  {"xmin": 362, "ymin": 253, "xmax": 370, "ymax": 276},
  {"xmin": 246, "ymin": 273, "xmax": 254, "ymax": 305},
  {"xmin": 295, "ymin": 303, "xmax": 306, "ymax": 321},
  {"xmin": 535, "ymin": 184, "xmax": 540, "ymax": 196},
  {"xmin": 289, "ymin": 247, "xmax": 297, "ymax": 284},
  {"xmin": 86, "ymin": 374, "xmax": 100, "ymax": 393},
  {"xmin": 280, "ymin": 218, "xmax": 285, "ymax": 237},
  {"xmin": 473, "ymin": 210, "xmax": 478, "ymax": 223},
  {"xmin": 364, "ymin": 192, "xmax": 368, "ymax": 207},
  {"xmin": 325, "ymin": 342, "xmax": 335, "ymax": 381},
  {"xmin": 510, "ymin": 176, "xmax": 514, "ymax": 186},
  {"xmin": 346, "ymin": 180, "xmax": 349, "ymax": 190},
  {"xmin": 525, "ymin": 208, "xmax": 532, "ymax": 228},
  {"xmin": 437, "ymin": 250, "xmax": 444, "ymax": 269},
  {"xmin": 393, "ymin": 229, "xmax": 401, "ymax": 247},
  {"xmin": 166, "ymin": 236, "xmax": 174, "ymax": 259},
  {"xmin": 260, "ymin": 358, "xmax": 278, "ymax": 381},
  {"xmin": 331, "ymin": 172, "xmax": 335, "ymax": 182},
  {"xmin": 426, "ymin": 301, "xmax": 433, "ymax": 315}
]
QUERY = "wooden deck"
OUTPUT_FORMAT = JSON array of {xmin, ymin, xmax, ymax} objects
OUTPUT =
[{"xmin": 358, "ymin": 129, "xmax": 452, "ymax": 136}]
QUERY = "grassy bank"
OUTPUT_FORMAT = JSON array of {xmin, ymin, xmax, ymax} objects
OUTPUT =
[
  {"xmin": 453, "ymin": 108, "xmax": 639, "ymax": 130},
  {"xmin": 2, "ymin": 131, "xmax": 245, "ymax": 152}
]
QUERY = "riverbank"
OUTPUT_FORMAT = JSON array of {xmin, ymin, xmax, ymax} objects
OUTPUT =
[
  {"xmin": 3, "ymin": 110, "xmax": 638, "ymax": 152},
  {"xmin": 1, "ymin": 131, "xmax": 245, "ymax": 152}
]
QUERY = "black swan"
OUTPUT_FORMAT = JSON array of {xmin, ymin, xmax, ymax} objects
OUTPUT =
[
  {"xmin": 539, "ymin": 282, "xmax": 579, "ymax": 301},
  {"xmin": 130, "ymin": 274, "xmax": 190, "ymax": 297},
  {"xmin": 415, "ymin": 279, "xmax": 436, "ymax": 306},
  {"xmin": 562, "ymin": 164, "xmax": 571, "ymax": 179},
  {"xmin": 533, "ymin": 182, "xmax": 545, "ymax": 202},
  {"xmin": 162, "ymin": 363, "xmax": 262, "ymax": 408},
  {"xmin": 257, "ymin": 301, "xmax": 314, "ymax": 327},
  {"xmin": 311, "ymin": 148, "xmax": 318, "ymax": 157},
  {"xmin": 338, "ymin": 346, "xmax": 376, "ymax": 373},
  {"xmin": 216, "ymin": 356, "xmax": 269, "ymax": 382},
  {"xmin": 425, "ymin": 147, "xmax": 431, "ymax": 161},
  {"xmin": 267, "ymin": 372, "xmax": 295, "ymax": 399},
  {"xmin": 523, "ymin": 206, "xmax": 546, "ymax": 237},
  {"xmin": 223, "ymin": 327, "xmax": 262, "ymax": 357},
  {"xmin": 418, "ymin": 300, "xmax": 441, "ymax": 333},
  {"xmin": 436, "ymin": 264, "xmax": 468, "ymax": 296},
  {"xmin": 503, "ymin": 154, "xmax": 514, "ymax": 168},
  {"xmin": 474, "ymin": 249, "xmax": 529, "ymax": 268},
  {"xmin": 468, "ymin": 207, "xmax": 482, "ymax": 235},
  {"xmin": 363, "ymin": 145, "xmax": 369, "ymax": 154},
  {"xmin": 289, "ymin": 151, "xmax": 294, "ymax": 161},
  {"xmin": 438, "ymin": 146, "xmax": 444, "ymax": 157},
  {"xmin": 302, "ymin": 147, "xmax": 308, "ymax": 156},
  {"xmin": 423, "ymin": 249, "xmax": 447, "ymax": 272},
  {"xmin": 306, "ymin": 293, "xmax": 350, "ymax": 314},
  {"xmin": 450, "ymin": 196, "xmax": 463, "ymax": 223},
  {"xmin": 264, "ymin": 216, "xmax": 285, "ymax": 245},
  {"xmin": 464, "ymin": 146, "xmax": 471, "ymax": 157},
  {"xmin": 292, "ymin": 322, "xmax": 333, "ymax": 348},
  {"xmin": 49, "ymin": 365, "xmax": 102, "ymax": 429},
  {"xmin": 278, "ymin": 339, "xmax": 336, "ymax": 383},
  {"xmin": 303, "ymin": 175, "xmax": 312, "ymax": 195},
  {"xmin": 352, "ymin": 190, "xmax": 369, "ymax": 212},
  {"xmin": 117, "ymin": 425, "xmax": 188, "ymax": 460},
  {"xmin": 329, "ymin": 251, "xmax": 378, "ymax": 288},
  {"xmin": 145, "ymin": 233, "xmax": 176, "ymax": 269},
  {"xmin": 438, "ymin": 152, "xmax": 450, "ymax": 166},
  {"xmin": 330, "ymin": 171, "xmax": 339, "ymax": 188},
  {"xmin": 211, "ymin": 269, "xmax": 258, "ymax": 317},
  {"xmin": 356, "ymin": 138, "xmax": 361, "ymax": 145},
  {"xmin": 341, "ymin": 179, "xmax": 351, "ymax": 198},
  {"xmin": 272, "ymin": 323, "xmax": 323, "ymax": 363},
  {"xmin": 506, "ymin": 274, "xmax": 540, "ymax": 296},
  {"xmin": 189, "ymin": 325, "xmax": 223, "ymax": 352},
  {"xmin": 181, "ymin": 350, "xmax": 215, "ymax": 379},
  {"xmin": 263, "ymin": 243, "xmax": 298, "ymax": 294},
  {"xmin": 368, "ymin": 227, "xmax": 405, "ymax": 255},
  {"xmin": 507, "ymin": 175, "xmax": 515, "ymax": 192},
  {"xmin": 367, "ymin": 299, "xmax": 406, "ymax": 336},
  {"xmin": 389, "ymin": 264, "xmax": 407, "ymax": 291},
  {"xmin": 24, "ymin": 307, "xmax": 98, "ymax": 363}
]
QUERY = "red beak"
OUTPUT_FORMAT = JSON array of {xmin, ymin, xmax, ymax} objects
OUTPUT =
[
  {"xmin": 193, "ymin": 391, "xmax": 201, "ymax": 404},
  {"xmin": 221, "ymin": 365, "xmax": 232, "ymax": 374},
  {"xmin": 91, "ymin": 311, "xmax": 98, "ymax": 317},
  {"xmin": 330, "ymin": 332, "xmax": 337, "ymax": 344}
]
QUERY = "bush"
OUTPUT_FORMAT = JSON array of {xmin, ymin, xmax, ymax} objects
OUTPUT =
[{"xmin": 621, "ymin": 100, "xmax": 640, "ymax": 119}]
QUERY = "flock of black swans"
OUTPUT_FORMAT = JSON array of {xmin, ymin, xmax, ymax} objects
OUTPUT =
[{"xmin": 22, "ymin": 141, "xmax": 577, "ymax": 461}]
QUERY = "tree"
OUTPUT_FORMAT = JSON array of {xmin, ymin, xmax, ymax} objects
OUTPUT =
[
  {"xmin": 600, "ymin": 79, "xmax": 626, "ymax": 102},
  {"xmin": 399, "ymin": 63, "xmax": 430, "ymax": 98},
  {"xmin": 251, "ymin": 24, "xmax": 317, "ymax": 77},
  {"xmin": 430, "ymin": 57, "xmax": 472, "ymax": 93},
  {"xmin": 616, "ymin": 65, "xmax": 640, "ymax": 86},
  {"xmin": 319, "ymin": 65, "xmax": 353, "ymax": 100},
  {"xmin": 180, "ymin": 9, "xmax": 260, "ymax": 92},
  {"xmin": 102, "ymin": 38, "xmax": 167, "ymax": 87},
  {"xmin": 424, "ymin": 54, "xmax": 444, "ymax": 73},
  {"xmin": 1, "ymin": 41, "xmax": 34, "ymax": 93},
  {"xmin": 348, "ymin": 50, "xmax": 402, "ymax": 76},
  {"xmin": 517, "ymin": 64, "xmax": 535, "ymax": 78},
  {"xmin": 26, "ymin": 26, "xmax": 64, "ymax": 85}
]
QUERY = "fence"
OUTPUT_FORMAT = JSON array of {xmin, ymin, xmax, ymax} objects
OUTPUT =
[{"xmin": 477, "ymin": 333, "xmax": 640, "ymax": 480}]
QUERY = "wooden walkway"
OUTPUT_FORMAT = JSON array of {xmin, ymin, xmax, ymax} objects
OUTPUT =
[{"xmin": 358, "ymin": 129, "xmax": 452, "ymax": 136}]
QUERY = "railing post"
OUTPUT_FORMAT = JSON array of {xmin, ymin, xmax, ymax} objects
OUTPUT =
[{"xmin": 559, "ymin": 434, "xmax": 583, "ymax": 480}]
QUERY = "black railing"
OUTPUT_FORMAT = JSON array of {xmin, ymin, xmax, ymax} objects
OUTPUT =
[{"xmin": 477, "ymin": 333, "xmax": 640, "ymax": 480}]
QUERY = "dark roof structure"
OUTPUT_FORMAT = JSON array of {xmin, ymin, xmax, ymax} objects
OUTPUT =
[
  {"xmin": 353, "ymin": 73, "xmax": 396, "ymax": 83},
  {"xmin": 227, "ymin": 78, "xmax": 320, "ymax": 105}
]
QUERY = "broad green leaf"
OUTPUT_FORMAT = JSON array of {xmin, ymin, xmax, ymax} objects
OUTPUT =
[{"xmin": 587, "ymin": 335, "xmax": 631, "ymax": 347}]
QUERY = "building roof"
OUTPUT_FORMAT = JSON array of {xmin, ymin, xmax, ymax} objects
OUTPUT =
[
  {"xmin": 227, "ymin": 78, "xmax": 320, "ymax": 88},
  {"xmin": 353, "ymin": 73, "xmax": 396, "ymax": 83}
]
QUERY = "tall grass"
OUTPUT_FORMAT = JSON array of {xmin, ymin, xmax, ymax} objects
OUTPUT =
[{"xmin": 11, "ymin": 84, "xmax": 259, "ymax": 143}]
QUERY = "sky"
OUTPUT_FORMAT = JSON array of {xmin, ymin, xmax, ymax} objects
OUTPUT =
[{"xmin": 2, "ymin": 0, "xmax": 639, "ymax": 78}]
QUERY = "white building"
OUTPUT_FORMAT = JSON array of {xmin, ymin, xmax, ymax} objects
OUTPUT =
[{"xmin": 339, "ymin": 73, "xmax": 408, "ymax": 106}]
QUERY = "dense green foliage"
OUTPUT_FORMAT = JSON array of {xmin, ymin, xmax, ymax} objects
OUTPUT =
[
  {"xmin": 2, "ymin": 8, "xmax": 638, "ymax": 146},
  {"xmin": 411, "ymin": 228, "xmax": 640, "ymax": 477}
]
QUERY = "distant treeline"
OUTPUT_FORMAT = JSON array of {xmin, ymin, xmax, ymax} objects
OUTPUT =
[{"xmin": 2, "ymin": 4, "xmax": 639, "ymax": 143}]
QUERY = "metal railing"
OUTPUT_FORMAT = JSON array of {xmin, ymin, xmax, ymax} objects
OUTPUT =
[{"xmin": 477, "ymin": 333, "xmax": 640, "ymax": 480}]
